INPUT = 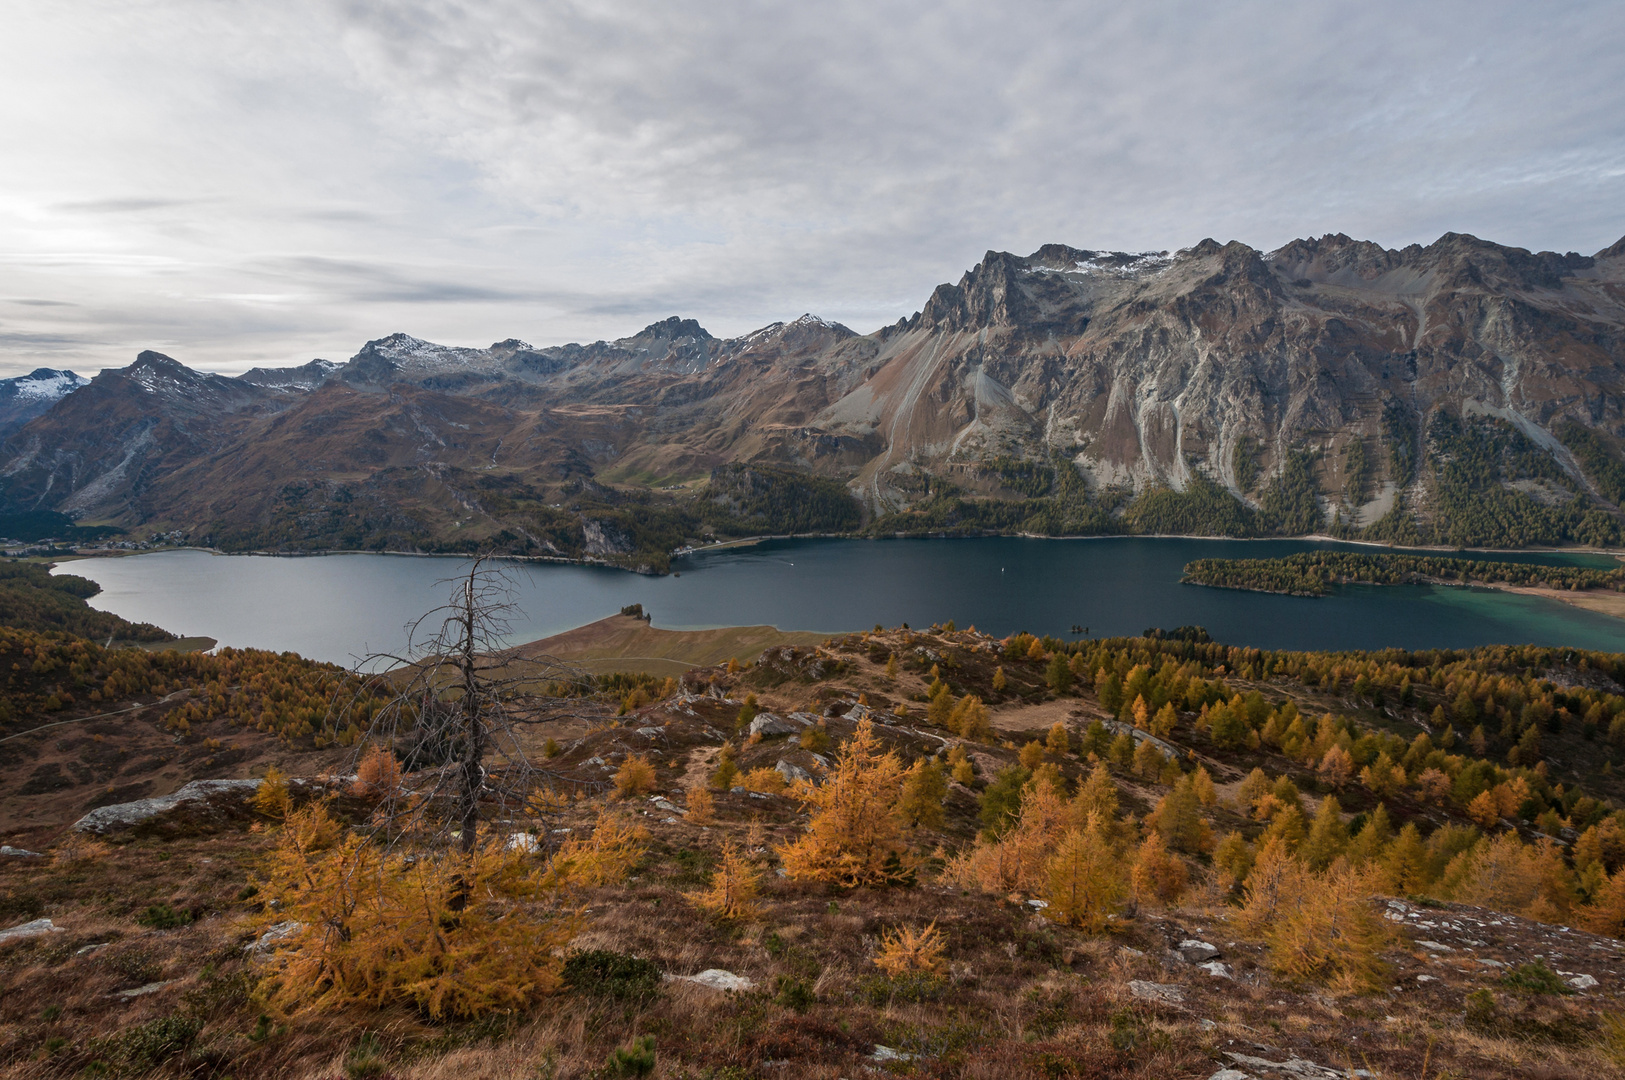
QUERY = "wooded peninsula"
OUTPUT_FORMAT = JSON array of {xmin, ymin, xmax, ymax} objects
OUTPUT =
[{"xmin": 1181, "ymin": 550, "xmax": 1625, "ymax": 597}]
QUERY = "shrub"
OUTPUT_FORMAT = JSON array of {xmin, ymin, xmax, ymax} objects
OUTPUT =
[
  {"xmin": 253, "ymin": 803, "xmax": 590, "ymax": 1020},
  {"xmin": 800, "ymin": 722, "xmax": 831, "ymax": 752},
  {"xmin": 614, "ymin": 755, "xmax": 658, "ymax": 797},
  {"xmin": 343, "ymin": 1033, "xmax": 389, "ymax": 1080},
  {"xmin": 774, "ymin": 975, "xmax": 816, "ymax": 1012},
  {"xmin": 136, "ymin": 902, "xmax": 192, "ymax": 930},
  {"xmin": 1501, "ymin": 960, "xmax": 1573, "ymax": 995},
  {"xmin": 253, "ymin": 765, "xmax": 291, "ymax": 817},
  {"xmin": 562, "ymin": 949, "xmax": 662, "ymax": 1002},
  {"xmin": 778, "ymin": 720, "xmax": 912, "ymax": 887},
  {"xmin": 606, "ymin": 1035, "xmax": 656, "ymax": 1078},
  {"xmin": 739, "ymin": 766, "xmax": 788, "ymax": 794},
  {"xmin": 873, "ymin": 921, "xmax": 947, "ymax": 977},
  {"xmin": 689, "ymin": 840, "xmax": 760, "ymax": 919},
  {"xmin": 88, "ymin": 1016, "xmax": 203, "ymax": 1074},
  {"xmin": 351, "ymin": 743, "xmax": 402, "ymax": 799},
  {"xmin": 685, "ymin": 784, "xmax": 716, "ymax": 825}
]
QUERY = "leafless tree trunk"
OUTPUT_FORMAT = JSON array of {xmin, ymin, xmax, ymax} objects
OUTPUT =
[{"xmin": 334, "ymin": 554, "xmax": 605, "ymax": 850}]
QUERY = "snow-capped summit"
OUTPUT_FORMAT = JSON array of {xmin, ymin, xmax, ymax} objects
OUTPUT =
[{"xmin": 0, "ymin": 367, "xmax": 88, "ymax": 436}]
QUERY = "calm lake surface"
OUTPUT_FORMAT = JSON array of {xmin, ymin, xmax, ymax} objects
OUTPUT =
[{"xmin": 57, "ymin": 537, "xmax": 1625, "ymax": 665}]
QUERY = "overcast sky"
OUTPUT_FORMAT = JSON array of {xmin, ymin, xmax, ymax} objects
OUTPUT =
[{"xmin": 2, "ymin": 1, "xmax": 1622, "ymax": 378}]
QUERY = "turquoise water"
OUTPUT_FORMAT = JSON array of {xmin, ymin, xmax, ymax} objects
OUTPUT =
[{"xmin": 57, "ymin": 537, "xmax": 1625, "ymax": 666}]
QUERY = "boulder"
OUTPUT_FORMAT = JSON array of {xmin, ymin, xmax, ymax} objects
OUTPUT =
[
  {"xmin": 0, "ymin": 845, "xmax": 43, "ymax": 857},
  {"xmin": 1176, "ymin": 939, "xmax": 1221, "ymax": 963},
  {"xmin": 114, "ymin": 980, "xmax": 177, "ymax": 999},
  {"xmin": 775, "ymin": 760, "xmax": 813, "ymax": 785},
  {"xmin": 748, "ymin": 713, "xmax": 802, "ymax": 738},
  {"xmin": 246, "ymin": 921, "xmax": 304, "ymax": 954},
  {"xmin": 0, "ymin": 918, "xmax": 64, "ymax": 947},
  {"xmin": 671, "ymin": 968, "xmax": 755, "ymax": 992},
  {"xmin": 72, "ymin": 779, "xmax": 263, "ymax": 834},
  {"xmin": 1128, "ymin": 980, "xmax": 1184, "ymax": 1004},
  {"xmin": 1198, "ymin": 960, "xmax": 1233, "ymax": 979}
]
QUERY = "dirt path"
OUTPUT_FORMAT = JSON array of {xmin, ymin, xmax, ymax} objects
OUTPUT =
[{"xmin": 989, "ymin": 697, "xmax": 1108, "ymax": 735}]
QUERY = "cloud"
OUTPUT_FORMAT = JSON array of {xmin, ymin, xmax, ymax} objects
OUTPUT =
[{"xmin": 0, "ymin": 0, "xmax": 1621, "ymax": 376}]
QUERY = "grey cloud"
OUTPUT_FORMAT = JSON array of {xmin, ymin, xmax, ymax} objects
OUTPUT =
[
  {"xmin": 0, "ymin": 0, "xmax": 1622, "ymax": 376},
  {"xmin": 51, "ymin": 197, "xmax": 209, "ymax": 214}
]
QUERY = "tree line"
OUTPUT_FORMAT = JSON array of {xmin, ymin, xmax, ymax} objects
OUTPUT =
[{"xmin": 1181, "ymin": 550, "xmax": 1625, "ymax": 597}]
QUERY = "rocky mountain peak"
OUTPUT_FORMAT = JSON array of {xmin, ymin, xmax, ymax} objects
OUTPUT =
[{"xmin": 635, "ymin": 316, "xmax": 711, "ymax": 342}]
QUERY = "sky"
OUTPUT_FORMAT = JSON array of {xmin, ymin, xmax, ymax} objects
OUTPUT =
[{"xmin": 2, "ymin": 1, "xmax": 1623, "ymax": 379}]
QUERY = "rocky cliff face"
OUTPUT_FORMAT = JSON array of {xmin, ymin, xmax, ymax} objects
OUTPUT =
[{"xmin": 5, "ymin": 231, "xmax": 1625, "ymax": 550}]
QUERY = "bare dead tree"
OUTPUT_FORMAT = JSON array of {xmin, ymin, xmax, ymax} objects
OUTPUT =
[{"xmin": 332, "ymin": 555, "xmax": 606, "ymax": 851}]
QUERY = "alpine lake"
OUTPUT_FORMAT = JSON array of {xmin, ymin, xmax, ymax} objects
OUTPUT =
[{"xmin": 52, "ymin": 537, "xmax": 1625, "ymax": 666}]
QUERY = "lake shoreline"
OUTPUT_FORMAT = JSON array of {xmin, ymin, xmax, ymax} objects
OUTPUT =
[
  {"xmin": 58, "ymin": 532, "xmax": 1625, "ymax": 574},
  {"xmin": 58, "ymin": 538, "xmax": 1625, "ymax": 661}
]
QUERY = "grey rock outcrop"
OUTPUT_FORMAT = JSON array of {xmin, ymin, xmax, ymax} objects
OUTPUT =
[{"xmin": 71, "ymin": 778, "xmax": 263, "ymax": 834}]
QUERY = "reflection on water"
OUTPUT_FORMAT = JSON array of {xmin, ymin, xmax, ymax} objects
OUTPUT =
[{"xmin": 57, "ymin": 537, "xmax": 1625, "ymax": 666}]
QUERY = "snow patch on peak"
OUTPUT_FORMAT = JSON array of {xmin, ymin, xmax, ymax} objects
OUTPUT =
[
  {"xmin": 1029, "ymin": 251, "xmax": 1174, "ymax": 277},
  {"xmin": 1, "ymin": 368, "xmax": 87, "ymax": 402},
  {"xmin": 360, "ymin": 333, "xmax": 492, "ymax": 369}
]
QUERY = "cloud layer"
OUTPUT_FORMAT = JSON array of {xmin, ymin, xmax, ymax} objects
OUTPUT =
[{"xmin": 2, "ymin": 0, "xmax": 1622, "ymax": 376}]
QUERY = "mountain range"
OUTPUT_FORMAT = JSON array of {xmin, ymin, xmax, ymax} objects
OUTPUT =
[{"xmin": 5, "ymin": 230, "xmax": 1625, "ymax": 570}]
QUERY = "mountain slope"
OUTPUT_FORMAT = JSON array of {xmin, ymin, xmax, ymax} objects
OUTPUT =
[
  {"xmin": 5, "ymin": 231, "xmax": 1625, "ymax": 556},
  {"xmin": 0, "ymin": 367, "xmax": 87, "ymax": 438}
]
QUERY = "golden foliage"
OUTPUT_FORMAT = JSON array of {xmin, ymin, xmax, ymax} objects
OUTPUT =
[
  {"xmin": 944, "ymin": 779, "xmax": 1070, "ymax": 895},
  {"xmin": 1043, "ymin": 816, "xmax": 1125, "ymax": 932},
  {"xmin": 1442, "ymin": 831, "xmax": 1575, "ymax": 918},
  {"xmin": 1233, "ymin": 836, "xmax": 1395, "ymax": 992},
  {"xmin": 1317, "ymin": 745, "xmax": 1354, "ymax": 788},
  {"xmin": 685, "ymin": 784, "xmax": 716, "ymax": 825},
  {"xmin": 540, "ymin": 812, "xmax": 650, "ymax": 889},
  {"xmin": 253, "ymin": 802, "xmax": 581, "ymax": 1021},
  {"xmin": 1190, "ymin": 764, "xmax": 1217, "ymax": 807},
  {"xmin": 991, "ymin": 666, "xmax": 1006, "ymax": 692},
  {"xmin": 1145, "ymin": 775, "xmax": 1214, "ymax": 854},
  {"xmin": 689, "ymin": 840, "xmax": 760, "ymax": 919},
  {"xmin": 1466, "ymin": 790, "xmax": 1500, "ymax": 828},
  {"xmin": 1580, "ymin": 867, "xmax": 1625, "ymax": 938},
  {"xmin": 873, "ymin": 921, "xmax": 947, "ymax": 977},
  {"xmin": 1044, "ymin": 721, "xmax": 1071, "ymax": 757},
  {"xmin": 739, "ymin": 766, "xmax": 789, "ymax": 794},
  {"xmin": 898, "ymin": 759, "xmax": 948, "ymax": 829},
  {"xmin": 1235, "ymin": 836, "xmax": 1305, "ymax": 937},
  {"xmin": 1131, "ymin": 737, "xmax": 1164, "ymax": 778},
  {"xmin": 1128, "ymin": 830, "xmax": 1187, "ymax": 909},
  {"xmin": 950, "ymin": 693, "xmax": 991, "ymax": 739},
  {"xmin": 351, "ymin": 743, "xmax": 402, "ymax": 800},
  {"xmin": 1019, "ymin": 740, "xmax": 1046, "ymax": 770},
  {"xmin": 777, "ymin": 720, "xmax": 911, "ymax": 887},
  {"xmin": 1264, "ymin": 863, "xmax": 1394, "ymax": 993},
  {"xmin": 253, "ymin": 765, "xmax": 292, "ymax": 818},
  {"xmin": 614, "ymin": 755, "xmax": 659, "ymax": 798}
]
